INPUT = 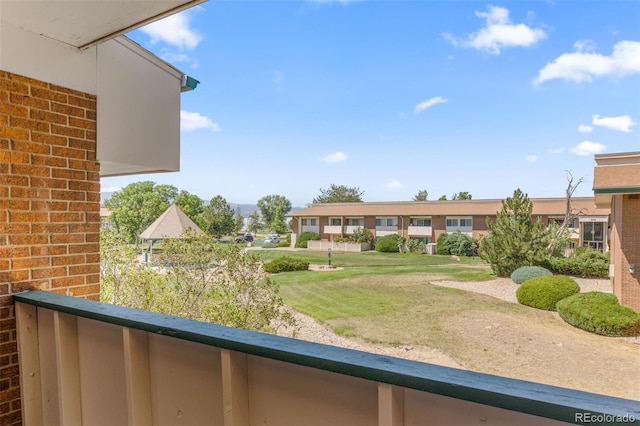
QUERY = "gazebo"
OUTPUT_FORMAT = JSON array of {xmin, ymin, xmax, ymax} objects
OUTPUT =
[{"xmin": 139, "ymin": 204, "xmax": 203, "ymax": 258}]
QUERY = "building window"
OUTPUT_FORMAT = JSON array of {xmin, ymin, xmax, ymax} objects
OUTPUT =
[
  {"xmin": 375, "ymin": 218, "xmax": 398, "ymax": 227},
  {"xmin": 301, "ymin": 219, "xmax": 317, "ymax": 226},
  {"xmin": 446, "ymin": 217, "xmax": 472, "ymax": 229},
  {"xmin": 460, "ymin": 218, "xmax": 472, "ymax": 227},
  {"xmin": 330, "ymin": 218, "xmax": 341, "ymax": 226},
  {"xmin": 413, "ymin": 219, "xmax": 431, "ymax": 227},
  {"xmin": 446, "ymin": 218, "xmax": 458, "ymax": 227},
  {"xmin": 347, "ymin": 218, "xmax": 364, "ymax": 226}
]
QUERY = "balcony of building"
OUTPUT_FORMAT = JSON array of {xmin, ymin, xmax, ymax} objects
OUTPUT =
[{"xmin": 15, "ymin": 290, "xmax": 639, "ymax": 426}]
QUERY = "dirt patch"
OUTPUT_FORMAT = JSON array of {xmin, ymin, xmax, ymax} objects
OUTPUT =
[
  {"xmin": 308, "ymin": 264, "xmax": 344, "ymax": 271},
  {"xmin": 283, "ymin": 277, "xmax": 640, "ymax": 400}
]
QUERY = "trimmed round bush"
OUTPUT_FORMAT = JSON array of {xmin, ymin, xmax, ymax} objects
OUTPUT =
[
  {"xmin": 515, "ymin": 276, "xmax": 580, "ymax": 311},
  {"xmin": 510, "ymin": 266, "xmax": 552, "ymax": 284},
  {"xmin": 557, "ymin": 292, "xmax": 640, "ymax": 337},
  {"xmin": 375, "ymin": 234, "xmax": 402, "ymax": 252},
  {"xmin": 544, "ymin": 248, "xmax": 609, "ymax": 278},
  {"xmin": 263, "ymin": 256, "xmax": 310, "ymax": 273},
  {"xmin": 295, "ymin": 232, "xmax": 320, "ymax": 248}
]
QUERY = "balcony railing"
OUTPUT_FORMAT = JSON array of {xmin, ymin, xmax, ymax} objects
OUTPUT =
[
  {"xmin": 15, "ymin": 291, "xmax": 640, "ymax": 426},
  {"xmin": 300, "ymin": 225, "xmax": 320, "ymax": 234},
  {"xmin": 323, "ymin": 225, "xmax": 342, "ymax": 234},
  {"xmin": 408, "ymin": 225, "xmax": 432, "ymax": 237}
]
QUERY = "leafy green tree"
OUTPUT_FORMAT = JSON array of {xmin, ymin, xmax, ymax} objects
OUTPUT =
[
  {"xmin": 268, "ymin": 206, "xmax": 289, "ymax": 234},
  {"xmin": 452, "ymin": 192, "xmax": 472, "ymax": 200},
  {"xmin": 413, "ymin": 189, "xmax": 428, "ymax": 201},
  {"xmin": 175, "ymin": 190, "xmax": 205, "ymax": 227},
  {"xmin": 257, "ymin": 194, "xmax": 292, "ymax": 225},
  {"xmin": 438, "ymin": 195, "xmax": 447, "ymax": 201},
  {"xmin": 246, "ymin": 211, "xmax": 263, "ymax": 235},
  {"xmin": 479, "ymin": 189, "xmax": 551, "ymax": 276},
  {"xmin": 199, "ymin": 195, "xmax": 240, "ymax": 238},
  {"xmin": 105, "ymin": 181, "xmax": 179, "ymax": 243},
  {"xmin": 100, "ymin": 229, "xmax": 297, "ymax": 333},
  {"xmin": 312, "ymin": 184, "xmax": 364, "ymax": 203},
  {"xmin": 352, "ymin": 226, "xmax": 374, "ymax": 245}
]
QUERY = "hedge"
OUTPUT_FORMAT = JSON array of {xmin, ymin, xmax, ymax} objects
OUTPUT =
[
  {"xmin": 544, "ymin": 247, "xmax": 609, "ymax": 278},
  {"xmin": 263, "ymin": 256, "xmax": 310, "ymax": 273},
  {"xmin": 510, "ymin": 266, "xmax": 552, "ymax": 284},
  {"xmin": 375, "ymin": 234, "xmax": 402, "ymax": 252},
  {"xmin": 556, "ymin": 292, "xmax": 640, "ymax": 337},
  {"xmin": 515, "ymin": 276, "xmax": 580, "ymax": 311},
  {"xmin": 295, "ymin": 232, "xmax": 320, "ymax": 248}
]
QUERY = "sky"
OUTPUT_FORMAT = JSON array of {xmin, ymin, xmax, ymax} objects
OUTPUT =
[{"xmin": 101, "ymin": 0, "xmax": 640, "ymax": 208}]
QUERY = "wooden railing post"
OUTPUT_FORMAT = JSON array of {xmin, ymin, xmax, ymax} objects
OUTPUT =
[
  {"xmin": 378, "ymin": 383, "xmax": 404, "ymax": 426},
  {"xmin": 123, "ymin": 328, "xmax": 153, "ymax": 426},
  {"xmin": 15, "ymin": 303, "xmax": 44, "ymax": 426},
  {"xmin": 220, "ymin": 349, "xmax": 249, "ymax": 426}
]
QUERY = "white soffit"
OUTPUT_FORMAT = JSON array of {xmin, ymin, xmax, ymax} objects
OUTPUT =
[{"xmin": 0, "ymin": 0, "xmax": 206, "ymax": 49}]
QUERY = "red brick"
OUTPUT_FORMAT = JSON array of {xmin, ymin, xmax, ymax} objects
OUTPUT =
[
  {"xmin": 9, "ymin": 116, "xmax": 49, "ymax": 132},
  {"xmin": 69, "ymin": 264, "xmax": 100, "ymax": 275},
  {"xmin": 10, "ymin": 187, "xmax": 50, "ymax": 199},
  {"xmin": 52, "ymin": 168, "xmax": 85, "ymax": 180},
  {"xmin": 68, "ymin": 117, "xmax": 96, "ymax": 131},
  {"xmin": 11, "ymin": 257, "xmax": 50, "ymax": 270},
  {"xmin": 0, "ymin": 224, "xmax": 30, "ymax": 235},
  {"xmin": 68, "ymin": 138, "xmax": 95, "ymax": 151},
  {"xmin": 11, "ymin": 140, "xmax": 50, "ymax": 155},
  {"xmin": 31, "ymin": 223, "xmax": 68, "ymax": 234},
  {"xmin": 52, "ymin": 146, "xmax": 85, "ymax": 160},
  {"xmin": 30, "ymin": 86, "xmax": 68, "ymax": 103},
  {"xmin": 0, "ymin": 79, "xmax": 28, "ymax": 96},
  {"xmin": 51, "ymin": 276, "xmax": 84, "ymax": 288},
  {"xmin": 31, "ymin": 131, "xmax": 67, "ymax": 146},
  {"xmin": 50, "ymin": 234, "xmax": 84, "ymax": 244},
  {"xmin": 68, "ymin": 95, "xmax": 96, "ymax": 109},
  {"xmin": 8, "ymin": 235, "xmax": 48, "ymax": 245},
  {"xmin": 51, "ymin": 123, "xmax": 85, "ymax": 138},
  {"xmin": 30, "ymin": 109, "xmax": 68, "ymax": 125},
  {"xmin": 10, "ymin": 93, "xmax": 49, "ymax": 110},
  {"xmin": 51, "ymin": 255, "xmax": 85, "ymax": 267},
  {"xmin": 51, "ymin": 190, "xmax": 85, "ymax": 202},
  {"xmin": 30, "ymin": 245, "xmax": 67, "ymax": 256},
  {"xmin": 31, "ymin": 154, "xmax": 67, "ymax": 168},
  {"xmin": 31, "ymin": 267, "xmax": 67, "ymax": 279},
  {"xmin": 49, "ymin": 213, "xmax": 83, "ymax": 223},
  {"xmin": 0, "ymin": 127, "xmax": 29, "ymax": 140},
  {"xmin": 30, "ymin": 200, "xmax": 68, "ymax": 212},
  {"xmin": 68, "ymin": 284, "xmax": 100, "ymax": 297},
  {"xmin": 68, "ymin": 243, "xmax": 99, "ymax": 254},
  {"xmin": 10, "ymin": 164, "xmax": 50, "ymax": 177},
  {"xmin": 0, "ymin": 175, "xmax": 29, "ymax": 187},
  {"xmin": 8, "ymin": 212, "xmax": 48, "ymax": 223}
]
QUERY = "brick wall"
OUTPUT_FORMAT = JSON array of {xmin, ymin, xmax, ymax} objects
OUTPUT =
[
  {"xmin": 620, "ymin": 195, "xmax": 640, "ymax": 311},
  {"xmin": 0, "ymin": 70, "xmax": 100, "ymax": 425}
]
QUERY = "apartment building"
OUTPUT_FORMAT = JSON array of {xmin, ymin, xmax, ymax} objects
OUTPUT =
[
  {"xmin": 289, "ymin": 197, "xmax": 610, "ymax": 251},
  {"xmin": 594, "ymin": 151, "xmax": 640, "ymax": 311}
]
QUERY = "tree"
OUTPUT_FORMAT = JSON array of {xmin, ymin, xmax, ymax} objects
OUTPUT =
[
  {"xmin": 199, "ymin": 195, "xmax": 240, "ymax": 238},
  {"xmin": 257, "ymin": 194, "xmax": 292, "ymax": 225},
  {"xmin": 100, "ymin": 229, "xmax": 297, "ymax": 333},
  {"xmin": 312, "ymin": 184, "xmax": 364, "ymax": 203},
  {"xmin": 268, "ymin": 206, "xmax": 289, "ymax": 234},
  {"xmin": 175, "ymin": 190, "xmax": 205, "ymax": 226},
  {"xmin": 452, "ymin": 192, "xmax": 472, "ymax": 200},
  {"xmin": 413, "ymin": 189, "xmax": 429, "ymax": 201},
  {"xmin": 546, "ymin": 171, "xmax": 585, "ymax": 256},
  {"xmin": 438, "ymin": 195, "xmax": 447, "ymax": 201},
  {"xmin": 105, "ymin": 181, "xmax": 179, "ymax": 243},
  {"xmin": 479, "ymin": 189, "xmax": 551, "ymax": 276},
  {"xmin": 246, "ymin": 211, "xmax": 263, "ymax": 235}
]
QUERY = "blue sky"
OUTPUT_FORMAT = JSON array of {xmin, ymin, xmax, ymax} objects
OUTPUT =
[{"xmin": 102, "ymin": 1, "xmax": 640, "ymax": 207}]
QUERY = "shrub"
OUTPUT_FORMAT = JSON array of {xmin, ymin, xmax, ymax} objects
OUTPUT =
[
  {"xmin": 510, "ymin": 265, "xmax": 552, "ymax": 284},
  {"xmin": 516, "ymin": 276, "xmax": 580, "ymax": 311},
  {"xmin": 544, "ymin": 247, "xmax": 609, "ymax": 278},
  {"xmin": 277, "ymin": 241, "xmax": 290, "ymax": 247},
  {"xmin": 375, "ymin": 234, "xmax": 403, "ymax": 252},
  {"xmin": 557, "ymin": 292, "xmax": 640, "ymax": 337},
  {"xmin": 436, "ymin": 233, "xmax": 449, "ymax": 255},
  {"xmin": 295, "ymin": 231, "xmax": 320, "ymax": 248},
  {"xmin": 442, "ymin": 231, "xmax": 477, "ymax": 256},
  {"xmin": 352, "ymin": 227, "xmax": 375, "ymax": 245},
  {"xmin": 261, "ymin": 242, "xmax": 278, "ymax": 248},
  {"xmin": 263, "ymin": 256, "xmax": 310, "ymax": 273},
  {"xmin": 399, "ymin": 238, "xmax": 425, "ymax": 253}
]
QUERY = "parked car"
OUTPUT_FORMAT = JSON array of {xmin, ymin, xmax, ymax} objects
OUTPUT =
[
  {"xmin": 264, "ymin": 235, "xmax": 280, "ymax": 244},
  {"xmin": 235, "ymin": 235, "xmax": 254, "ymax": 243}
]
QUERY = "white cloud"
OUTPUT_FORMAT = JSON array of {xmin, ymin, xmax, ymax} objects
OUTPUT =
[
  {"xmin": 414, "ymin": 97, "xmax": 448, "ymax": 114},
  {"xmin": 525, "ymin": 155, "xmax": 537, "ymax": 162},
  {"xmin": 140, "ymin": 12, "xmax": 202, "ymax": 50},
  {"xmin": 570, "ymin": 141, "xmax": 606, "ymax": 156},
  {"xmin": 321, "ymin": 151, "xmax": 348, "ymax": 164},
  {"xmin": 548, "ymin": 148, "xmax": 564, "ymax": 154},
  {"xmin": 444, "ymin": 5, "xmax": 546, "ymax": 55},
  {"xmin": 534, "ymin": 40, "xmax": 640, "ymax": 85},
  {"xmin": 385, "ymin": 180, "xmax": 403, "ymax": 189},
  {"xmin": 180, "ymin": 111, "xmax": 220, "ymax": 132},
  {"xmin": 578, "ymin": 124, "xmax": 593, "ymax": 133},
  {"xmin": 573, "ymin": 39, "xmax": 597, "ymax": 52},
  {"xmin": 592, "ymin": 114, "xmax": 636, "ymax": 133}
]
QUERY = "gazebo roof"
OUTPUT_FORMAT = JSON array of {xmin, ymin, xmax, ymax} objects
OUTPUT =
[{"xmin": 139, "ymin": 204, "xmax": 202, "ymax": 240}]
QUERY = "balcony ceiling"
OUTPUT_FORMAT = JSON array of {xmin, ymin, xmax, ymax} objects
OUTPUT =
[{"xmin": 0, "ymin": 0, "xmax": 206, "ymax": 49}]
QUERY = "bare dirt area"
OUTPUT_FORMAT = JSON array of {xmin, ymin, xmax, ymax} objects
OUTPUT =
[{"xmin": 281, "ymin": 277, "xmax": 640, "ymax": 401}]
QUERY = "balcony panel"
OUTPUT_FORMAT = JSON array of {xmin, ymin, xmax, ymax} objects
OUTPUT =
[
  {"xmin": 15, "ymin": 291, "xmax": 640, "ymax": 426},
  {"xmin": 323, "ymin": 225, "xmax": 342, "ymax": 234},
  {"xmin": 301, "ymin": 225, "xmax": 320, "ymax": 234},
  {"xmin": 408, "ymin": 225, "xmax": 432, "ymax": 236},
  {"xmin": 344, "ymin": 225, "xmax": 362, "ymax": 234}
]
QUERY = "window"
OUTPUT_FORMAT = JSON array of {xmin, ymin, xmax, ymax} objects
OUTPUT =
[
  {"xmin": 412, "ymin": 219, "xmax": 431, "ymax": 227},
  {"xmin": 447, "ymin": 217, "xmax": 472, "ymax": 228},
  {"xmin": 376, "ymin": 218, "xmax": 398, "ymax": 227},
  {"xmin": 446, "ymin": 218, "xmax": 458, "ymax": 227},
  {"xmin": 301, "ymin": 219, "xmax": 317, "ymax": 226},
  {"xmin": 460, "ymin": 218, "xmax": 472, "ymax": 227},
  {"xmin": 347, "ymin": 218, "xmax": 364, "ymax": 226},
  {"xmin": 330, "ymin": 218, "xmax": 341, "ymax": 226}
]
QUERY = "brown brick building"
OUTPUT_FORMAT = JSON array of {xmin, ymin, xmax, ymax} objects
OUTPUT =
[
  {"xmin": 594, "ymin": 151, "xmax": 640, "ymax": 311},
  {"xmin": 0, "ymin": 2, "xmax": 203, "ymax": 423}
]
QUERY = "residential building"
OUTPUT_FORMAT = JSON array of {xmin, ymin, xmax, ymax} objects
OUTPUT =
[
  {"xmin": 289, "ymin": 197, "xmax": 610, "ymax": 251},
  {"xmin": 594, "ymin": 151, "xmax": 640, "ymax": 311}
]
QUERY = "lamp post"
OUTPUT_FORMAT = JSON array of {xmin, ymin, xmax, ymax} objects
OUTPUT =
[{"xmin": 327, "ymin": 248, "xmax": 332, "ymax": 266}]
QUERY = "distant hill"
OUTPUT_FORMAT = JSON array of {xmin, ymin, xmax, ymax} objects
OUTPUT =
[{"xmin": 101, "ymin": 192, "xmax": 301, "ymax": 218}]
